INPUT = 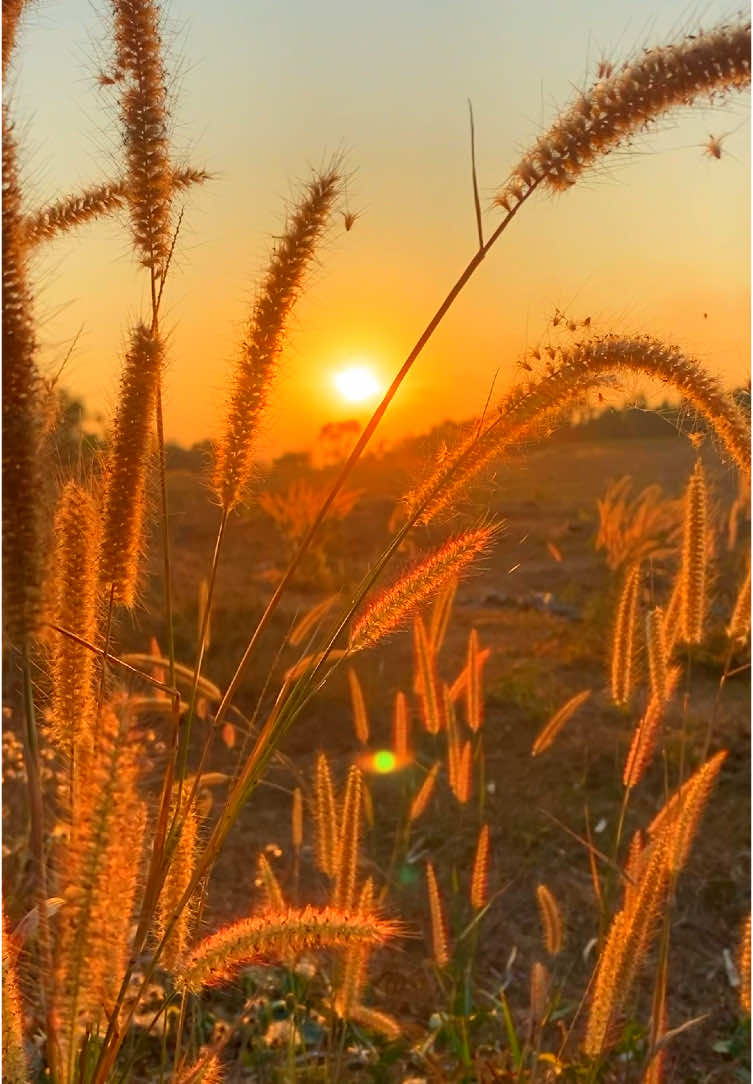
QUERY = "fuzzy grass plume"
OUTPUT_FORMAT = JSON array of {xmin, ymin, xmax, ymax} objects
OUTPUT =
[
  {"xmin": 46, "ymin": 482, "xmax": 101, "ymax": 760},
  {"xmin": 408, "ymin": 337, "xmax": 750, "ymax": 525},
  {"xmin": 409, "ymin": 761, "xmax": 440, "ymax": 823},
  {"xmin": 611, "ymin": 563, "xmax": 641, "ymax": 706},
  {"xmin": 623, "ymin": 668, "xmax": 680, "ymax": 789},
  {"xmin": 465, "ymin": 628, "xmax": 484, "ymax": 732},
  {"xmin": 24, "ymin": 167, "xmax": 208, "ymax": 247},
  {"xmin": 335, "ymin": 878, "xmax": 374, "ymax": 1017},
  {"xmin": 111, "ymin": 0, "xmax": 174, "ymax": 271},
  {"xmin": 679, "ymin": 461, "xmax": 708, "ymax": 645},
  {"xmin": 2, "ymin": 109, "xmax": 45, "ymax": 643},
  {"xmin": 314, "ymin": 753, "xmax": 338, "ymax": 877},
  {"xmin": 178, "ymin": 907, "xmax": 396, "ymax": 992},
  {"xmin": 740, "ymin": 914, "xmax": 751, "ymax": 1016},
  {"xmin": 413, "ymin": 614, "xmax": 442, "ymax": 735},
  {"xmin": 155, "ymin": 795, "xmax": 199, "ymax": 972},
  {"xmin": 536, "ymin": 883, "xmax": 563, "ymax": 956},
  {"xmin": 99, "ymin": 323, "xmax": 162, "ymax": 606},
  {"xmin": 586, "ymin": 751, "xmax": 725, "ymax": 1055},
  {"xmin": 348, "ymin": 667, "xmax": 370, "ymax": 745},
  {"xmin": 495, "ymin": 19, "xmax": 750, "ymax": 209},
  {"xmin": 645, "ymin": 607, "xmax": 668, "ymax": 702},
  {"xmin": 213, "ymin": 165, "xmax": 341, "ymax": 509},
  {"xmin": 350, "ymin": 524, "xmax": 499, "ymax": 651},
  {"xmin": 392, "ymin": 690, "xmax": 410, "ymax": 760},
  {"xmin": 470, "ymin": 824, "xmax": 490, "ymax": 911},
  {"xmin": 728, "ymin": 562, "xmax": 751, "ymax": 642},
  {"xmin": 531, "ymin": 689, "xmax": 591, "ymax": 756},
  {"xmin": 53, "ymin": 706, "xmax": 145, "ymax": 1076},
  {"xmin": 426, "ymin": 862, "xmax": 449, "ymax": 968},
  {"xmin": 332, "ymin": 765, "xmax": 362, "ymax": 912}
]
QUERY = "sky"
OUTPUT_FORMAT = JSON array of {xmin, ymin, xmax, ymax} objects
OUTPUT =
[{"xmin": 9, "ymin": 0, "xmax": 750, "ymax": 457}]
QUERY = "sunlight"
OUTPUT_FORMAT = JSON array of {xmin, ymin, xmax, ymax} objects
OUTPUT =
[{"xmin": 332, "ymin": 363, "xmax": 382, "ymax": 403}]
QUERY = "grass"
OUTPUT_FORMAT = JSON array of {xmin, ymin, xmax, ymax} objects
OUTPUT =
[{"xmin": 1, "ymin": 3, "xmax": 751, "ymax": 1082}]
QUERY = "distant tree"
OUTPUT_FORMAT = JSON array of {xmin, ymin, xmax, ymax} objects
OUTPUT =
[{"xmin": 317, "ymin": 419, "xmax": 361, "ymax": 465}]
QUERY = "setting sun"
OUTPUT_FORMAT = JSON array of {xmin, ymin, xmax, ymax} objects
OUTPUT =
[{"xmin": 333, "ymin": 364, "xmax": 382, "ymax": 403}]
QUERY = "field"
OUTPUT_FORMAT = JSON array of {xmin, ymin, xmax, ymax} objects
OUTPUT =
[
  {"xmin": 9, "ymin": 431, "xmax": 748, "ymax": 1079},
  {"xmin": 2, "ymin": 2, "xmax": 751, "ymax": 1082}
]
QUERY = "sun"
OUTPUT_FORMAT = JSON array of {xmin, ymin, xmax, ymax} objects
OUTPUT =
[{"xmin": 333, "ymin": 364, "xmax": 381, "ymax": 403}]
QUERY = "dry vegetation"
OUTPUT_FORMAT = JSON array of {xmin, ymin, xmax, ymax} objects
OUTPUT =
[{"xmin": 1, "ymin": 2, "xmax": 751, "ymax": 1081}]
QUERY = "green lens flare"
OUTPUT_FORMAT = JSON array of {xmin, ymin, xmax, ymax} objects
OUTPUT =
[{"xmin": 373, "ymin": 750, "xmax": 396, "ymax": 774}]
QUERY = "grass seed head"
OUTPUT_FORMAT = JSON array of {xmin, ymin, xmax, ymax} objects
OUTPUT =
[
  {"xmin": 2, "ymin": 108, "xmax": 46, "ymax": 645},
  {"xmin": 611, "ymin": 562, "xmax": 641, "ymax": 706},
  {"xmin": 409, "ymin": 762, "xmax": 440, "ymax": 823},
  {"xmin": 213, "ymin": 165, "xmax": 341, "ymax": 509},
  {"xmin": 46, "ymin": 481, "xmax": 101, "ymax": 760},
  {"xmin": 178, "ymin": 907, "xmax": 396, "ymax": 992},
  {"xmin": 679, "ymin": 461, "xmax": 709, "ymax": 644},
  {"xmin": 470, "ymin": 824, "xmax": 490, "ymax": 911},
  {"xmin": 332, "ymin": 765, "xmax": 362, "ymax": 912},
  {"xmin": 426, "ymin": 862, "xmax": 449, "ymax": 969},
  {"xmin": 100, "ymin": 324, "xmax": 162, "ymax": 606},
  {"xmin": 350, "ymin": 525, "xmax": 499, "ymax": 652},
  {"xmin": 314, "ymin": 753, "xmax": 338, "ymax": 877},
  {"xmin": 495, "ymin": 20, "xmax": 751, "ymax": 208},
  {"xmin": 111, "ymin": 0, "xmax": 174, "ymax": 270},
  {"xmin": 536, "ymin": 883, "xmax": 563, "ymax": 956}
]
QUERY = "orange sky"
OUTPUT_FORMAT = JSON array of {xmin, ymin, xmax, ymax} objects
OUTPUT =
[{"xmin": 10, "ymin": 1, "xmax": 750, "ymax": 457}]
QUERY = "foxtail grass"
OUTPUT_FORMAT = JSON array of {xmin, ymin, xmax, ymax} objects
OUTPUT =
[
  {"xmin": 314, "ymin": 753, "xmax": 338, "ymax": 877},
  {"xmin": 348, "ymin": 667, "xmax": 370, "ymax": 745},
  {"xmin": 53, "ymin": 706, "xmax": 145, "ymax": 1079},
  {"xmin": 728, "ymin": 563, "xmax": 751, "ymax": 642},
  {"xmin": 409, "ymin": 761, "xmax": 440, "ymax": 822},
  {"xmin": 155, "ymin": 794, "xmax": 199, "ymax": 972},
  {"xmin": 645, "ymin": 607, "xmax": 668, "ymax": 702},
  {"xmin": 24, "ymin": 167, "xmax": 209, "ymax": 247},
  {"xmin": 623, "ymin": 668, "xmax": 680, "ymax": 789},
  {"xmin": 333, "ymin": 765, "xmax": 362, "ymax": 912},
  {"xmin": 740, "ymin": 915, "xmax": 751, "ymax": 1015},
  {"xmin": 256, "ymin": 852, "xmax": 285, "ymax": 912},
  {"xmin": 429, "ymin": 577, "xmax": 457, "ymax": 651},
  {"xmin": 111, "ymin": 0, "xmax": 174, "ymax": 272},
  {"xmin": 586, "ymin": 751, "xmax": 726, "ymax": 1056},
  {"xmin": 99, "ymin": 324, "xmax": 162, "ymax": 606},
  {"xmin": 679, "ymin": 462, "xmax": 709, "ymax": 645},
  {"xmin": 335, "ymin": 877, "xmax": 374, "ymax": 1017},
  {"xmin": 426, "ymin": 862, "xmax": 449, "ymax": 968},
  {"xmin": 495, "ymin": 21, "xmax": 750, "ymax": 207},
  {"xmin": 2, "ymin": 109, "xmax": 45, "ymax": 645},
  {"xmin": 407, "ymin": 337, "xmax": 750, "ymax": 526},
  {"xmin": 413, "ymin": 614, "xmax": 442, "ymax": 735},
  {"xmin": 531, "ymin": 689, "xmax": 591, "ymax": 756},
  {"xmin": 213, "ymin": 165, "xmax": 341, "ymax": 510},
  {"xmin": 350, "ymin": 525, "xmax": 499, "ymax": 652},
  {"xmin": 465, "ymin": 628, "xmax": 484, "ymax": 732},
  {"xmin": 392, "ymin": 690, "xmax": 410, "ymax": 760},
  {"xmin": 46, "ymin": 481, "xmax": 101, "ymax": 764},
  {"xmin": 611, "ymin": 563, "xmax": 641, "ymax": 706},
  {"xmin": 536, "ymin": 883, "xmax": 563, "ymax": 956},
  {"xmin": 178, "ymin": 907, "xmax": 396, "ymax": 992},
  {"xmin": 470, "ymin": 824, "xmax": 490, "ymax": 911}
]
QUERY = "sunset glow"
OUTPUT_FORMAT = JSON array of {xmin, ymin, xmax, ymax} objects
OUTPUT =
[{"xmin": 333, "ymin": 364, "xmax": 382, "ymax": 403}]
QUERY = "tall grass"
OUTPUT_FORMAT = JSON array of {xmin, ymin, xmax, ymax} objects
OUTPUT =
[{"xmin": 2, "ymin": 4, "xmax": 750, "ymax": 1081}]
